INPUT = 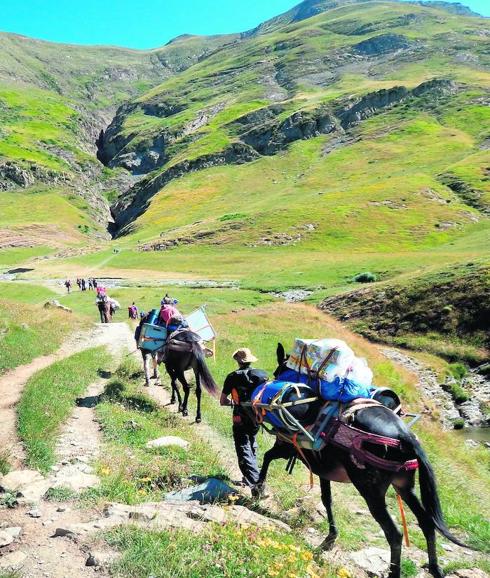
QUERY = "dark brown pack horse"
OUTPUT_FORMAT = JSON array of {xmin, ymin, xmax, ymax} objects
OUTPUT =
[
  {"xmin": 253, "ymin": 344, "xmax": 469, "ymax": 578},
  {"xmin": 155, "ymin": 330, "xmax": 217, "ymax": 422}
]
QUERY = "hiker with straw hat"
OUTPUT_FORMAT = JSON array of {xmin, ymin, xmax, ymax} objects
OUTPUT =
[{"xmin": 220, "ymin": 348, "xmax": 268, "ymax": 490}]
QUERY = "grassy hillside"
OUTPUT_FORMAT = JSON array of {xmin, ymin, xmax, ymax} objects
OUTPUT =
[
  {"xmin": 0, "ymin": 31, "xmax": 237, "ymax": 260},
  {"xmin": 320, "ymin": 261, "xmax": 490, "ymax": 363},
  {"xmin": 67, "ymin": 0, "xmax": 487, "ymax": 301},
  {"xmin": 0, "ymin": 282, "xmax": 76, "ymax": 374}
]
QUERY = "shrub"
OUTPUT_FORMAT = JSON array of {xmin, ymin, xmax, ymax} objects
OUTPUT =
[
  {"xmin": 448, "ymin": 362, "xmax": 468, "ymax": 381},
  {"xmin": 452, "ymin": 418, "xmax": 465, "ymax": 430},
  {"xmin": 353, "ymin": 271, "xmax": 378, "ymax": 283}
]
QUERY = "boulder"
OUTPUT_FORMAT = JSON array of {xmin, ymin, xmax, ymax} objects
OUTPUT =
[
  {"xmin": 350, "ymin": 547, "xmax": 390, "ymax": 577},
  {"xmin": 0, "ymin": 527, "xmax": 22, "ymax": 547},
  {"xmin": 0, "ymin": 530, "xmax": 15, "ymax": 547},
  {"xmin": 44, "ymin": 299, "xmax": 72, "ymax": 313},
  {"xmin": 146, "ymin": 436, "xmax": 190, "ymax": 450},
  {"xmin": 1, "ymin": 469, "xmax": 50, "ymax": 503},
  {"xmin": 165, "ymin": 478, "xmax": 236, "ymax": 504}
]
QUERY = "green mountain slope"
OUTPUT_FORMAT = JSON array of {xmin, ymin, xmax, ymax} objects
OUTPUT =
[
  {"xmin": 0, "ymin": 31, "xmax": 235, "ymax": 258},
  {"xmin": 0, "ymin": 0, "xmax": 489, "ymax": 308}
]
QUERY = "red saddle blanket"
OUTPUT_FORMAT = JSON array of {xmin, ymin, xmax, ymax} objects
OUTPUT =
[{"xmin": 322, "ymin": 418, "xmax": 419, "ymax": 472}]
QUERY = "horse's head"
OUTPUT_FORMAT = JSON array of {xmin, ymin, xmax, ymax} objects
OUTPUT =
[{"xmin": 273, "ymin": 342, "xmax": 289, "ymax": 378}]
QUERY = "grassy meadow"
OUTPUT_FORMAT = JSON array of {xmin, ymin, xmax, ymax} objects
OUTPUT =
[{"xmin": 0, "ymin": 282, "xmax": 78, "ymax": 375}]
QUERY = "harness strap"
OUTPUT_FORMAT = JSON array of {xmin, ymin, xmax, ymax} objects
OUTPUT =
[
  {"xmin": 397, "ymin": 493, "xmax": 410, "ymax": 547},
  {"xmin": 292, "ymin": 433, "xmax": 314, "ymax": 490},
  {"xmin": 252, "ymin": 382, "xmax": 268, "ymax": 424}
]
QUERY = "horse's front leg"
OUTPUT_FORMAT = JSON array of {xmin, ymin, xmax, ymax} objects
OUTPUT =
[
  {"xmin": 166, "ymin": 367, "xmax": 179, "ymax": 406},
  {"xmin": 253, "ymin": 441, "xmax": 293, "ymax": 498},
  {"xmin": 318, "ymin": 478, "xmax": 338, "ymax": 551}
]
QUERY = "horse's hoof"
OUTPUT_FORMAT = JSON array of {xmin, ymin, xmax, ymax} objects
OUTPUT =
[
  {"xmin": 144, "ymin": 382, "xmax": 150, "ymax": 387},
  {"xmin": 251, "ymin": 484, "xmax": 268, "ymax": 499},
  {"xmin": 425, "ymin": 564, "xmax": 444, "ymax": 578},
  {"xmin": 196, "ymin": 417, "xmax": 202, "ymax": 423},
  {"xmin": 182, "ymin": 409, "xmax": 188, "ymax": 417},
  {"xmin": 318, "ymin": 534, "xmax": 338, "ymax": 552},
  {"xmin": 154, "ymin": 381, "xmax": 161, "ymax": 387},
  {"xmin": 170, "ymin": 398, "xmax": 175, "ymax": 405},
  {"xmin": 152, "ymin": 373, "xmax": 158, "ymax": 379}
]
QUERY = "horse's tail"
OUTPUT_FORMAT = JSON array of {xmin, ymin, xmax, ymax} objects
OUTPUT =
[
  {"xmin": 411, "ymin": 436, "xmax": 469, "ymax": 548},
  {"xmin": 191, "ymin": 342, "xmax": 218, "ymax": 397}
]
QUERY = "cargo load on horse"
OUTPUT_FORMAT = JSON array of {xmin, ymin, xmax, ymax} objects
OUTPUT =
[{"xmin": 246, "ymin": 338, "xmax": 407, "ymax": 459}]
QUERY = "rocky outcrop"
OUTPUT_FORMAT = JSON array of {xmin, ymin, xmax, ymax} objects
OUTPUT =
[
  {"xmin": 109, "ymin": 78, "xmax": 459, "ymax": 235},
  {"xmin": 438, "ymin": 172, "xmax": 490, "ymax": 215},
  {"xmin": 239, "ymin": 107, "xmax": 337, "ymax": 155},
  {"xmin": 98, "ymin": 101, "xmax": 226, "ymax": 174},
  {"xmin": 352, "ymin": 34, "xmax": 412, "ymax": 56},
  {"xmin": 0, "ymin": 161, "xmax": 71, "ymax": 191},
  {"xmin": 111, "ymin": 143, "xmax": 259, "ymax": 232},
  {"xmin": 336, "ymin": 78, "xmax": 456, "ymax": 129},
  {"xmin": 233, "ymin": 78, "xmax": 456, "ymax": 155}
]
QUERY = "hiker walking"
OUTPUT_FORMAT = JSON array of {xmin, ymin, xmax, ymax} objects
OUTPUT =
[
  {"xmin": 220, "ymin": 348, "xmax": 268, "ymax": 489},
  {"xmin": 128, "ymin": 302, "xmax": 138, "ymax": 319},
  {"xmin": 76, "ymin": 278, "xmax": 81, "ymax": 290},
  {"xmin": 64, "ymin": 279, "xmax": 72, "ymax": 293},
  {"xmin": 88, "ymin": 278, "xmax": 93, "ymax": 290},
  {"xmin": 81, "ymin": 278, "xmax": 86, "ymax": 291}
]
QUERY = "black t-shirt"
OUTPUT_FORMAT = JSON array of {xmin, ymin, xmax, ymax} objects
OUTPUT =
[{"xmin": 223, "ymin": 368, "xmax": 268, "ymax": 429}]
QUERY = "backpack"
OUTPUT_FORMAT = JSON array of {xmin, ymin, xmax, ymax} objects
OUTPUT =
[{"xmin": 231, "ymin": 368, "xmax": 268, "ymax": 404}]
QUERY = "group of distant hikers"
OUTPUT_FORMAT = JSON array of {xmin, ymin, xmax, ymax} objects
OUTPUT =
[{"xmin": 64, "ymin": 277, "xmax": 98, "ymax": 293}]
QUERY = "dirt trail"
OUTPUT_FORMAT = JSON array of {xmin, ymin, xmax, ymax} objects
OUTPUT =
[
  {"xmin": 0, "ymin": 323, "xmax": 133, "ymax": 467},
  {"xmin": 0, "ymin": 323, "xmax": 134, "ymax": 577},
  {"xmin": 146, "ymin": 382, "xmax": 244, "ymax": 484}
]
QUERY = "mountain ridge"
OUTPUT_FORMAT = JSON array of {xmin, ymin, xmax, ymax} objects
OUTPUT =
[{"xmin": 0, "ymin": 0, "xmax": 488, "ymax": 304}]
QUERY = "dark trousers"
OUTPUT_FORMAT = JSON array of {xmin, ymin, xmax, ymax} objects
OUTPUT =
[{"xmin": 233, "ymin": 425, "xmax": 260, "ymax": 487}]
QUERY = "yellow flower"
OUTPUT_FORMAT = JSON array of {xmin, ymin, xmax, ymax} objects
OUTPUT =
[
  {"xmin": 337, "ymin": 568, "xmax": 352, "ymax": 578},
  {"xmin": 100, "ymin": 467, "xmax": 111, "ymax": 476},
  {"xmin": 300, "ymin": 551, "xmax": 313, "ymax": 561}
]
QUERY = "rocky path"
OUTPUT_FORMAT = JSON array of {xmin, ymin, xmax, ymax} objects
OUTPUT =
[
  {"xmin": 1, "ymin": 322, "xmax": 486, "ymax": 578},
  {"xmin": 382, "ymin": 347, "xmax": 489, "ymax": 429},
  {"xmin": 0, "ymin": 323, "xmax": 134, "ymax": 577},
  {"xmin": 0, "ymin": 323, "xmax": 133, "ymax": 467}
]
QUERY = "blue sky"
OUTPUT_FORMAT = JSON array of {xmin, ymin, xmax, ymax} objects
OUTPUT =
[{"xmin": 1, "ymin": 0, "xmax": 488, "ymax": 49}]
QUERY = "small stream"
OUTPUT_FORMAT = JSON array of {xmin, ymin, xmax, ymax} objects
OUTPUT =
[{"xmin": 454, "ymin": 426, "xmax": 490, "ymax": 444}]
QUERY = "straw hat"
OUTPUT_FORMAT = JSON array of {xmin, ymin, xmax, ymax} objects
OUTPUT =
[{"xmin": 232, "ymin": 348, "xmax": 257, "ymax": 364}]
